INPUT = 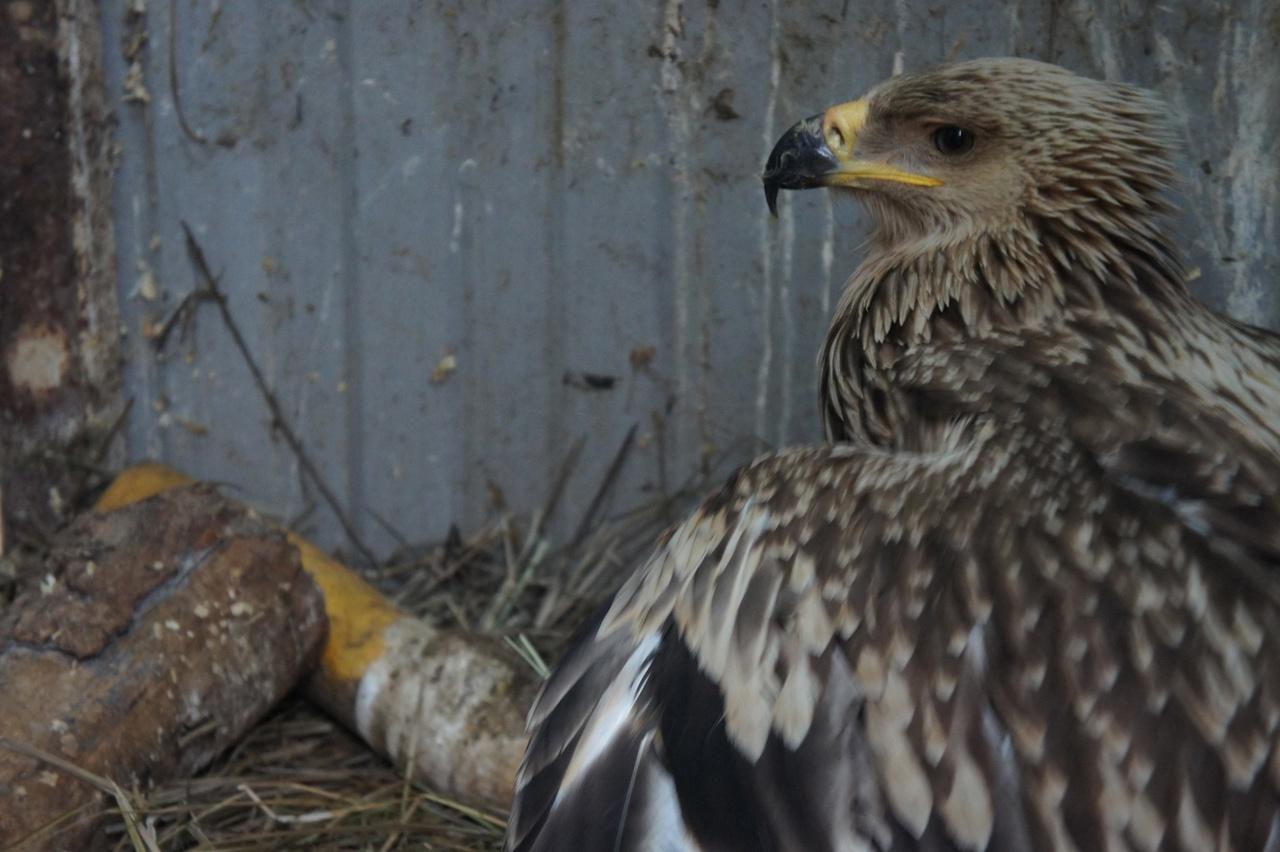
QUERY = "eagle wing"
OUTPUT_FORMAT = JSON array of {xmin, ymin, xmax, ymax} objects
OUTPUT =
[{"xmin": 507, "ymin": 342, "xmax": 1280, "ymax": 852}]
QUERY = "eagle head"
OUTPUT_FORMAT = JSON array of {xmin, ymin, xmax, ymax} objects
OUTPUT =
[{"xmin": 762, "ymin": 58, "xmax": 1176, "ymax": 246}]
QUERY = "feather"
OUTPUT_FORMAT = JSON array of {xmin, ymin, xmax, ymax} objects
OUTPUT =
[{"xmin": 506, "ymin": 58, "xmax": 1280, "ymax": 852}]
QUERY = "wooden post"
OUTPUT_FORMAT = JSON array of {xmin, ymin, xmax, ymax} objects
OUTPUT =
[{"xmin": 0, "ymin": 0, "xmax": 124, "ymax": 541}]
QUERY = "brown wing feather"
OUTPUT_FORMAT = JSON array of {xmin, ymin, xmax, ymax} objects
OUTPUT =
[{"xmin": 507, "ymin": 343, "xmax": 1280, "ymax": 852}]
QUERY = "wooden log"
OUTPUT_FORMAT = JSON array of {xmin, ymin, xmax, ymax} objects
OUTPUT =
[
  {"xmin": 96, "ymin": 464, "xmax": 537, "ymax": 812},
  {"xmin": 298, "ymin": 538, "xmax": 536, "ymax": 811},
  {"xmin": 0, "ymin": 485, "xmax": 327, "ymax": 850}
]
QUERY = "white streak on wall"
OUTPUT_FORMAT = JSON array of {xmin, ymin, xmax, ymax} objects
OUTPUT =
[
  {"xmin": 660, "ymin": 0, "xmax": 696, "ymax": 463},
  {"xmin": 778, "ymin": 189, "xmax": 796, "ymax": 445},
  {"xmin": 1220, "ymin": 15, "xmax": 1279, "ymax": 320},
  {"xmin": 755, "ymin": 0, "xmax": 782, "ymax": 442},
  {"xmin": 820, "ymin": 193, "xmax": 836, "ymax": 327},
  {"xmin": 450, "ymin": 199, "xmax": 464, "ymax": 254},
  {"xmin": 893, "ymin": 0, "xmax": 908, "ymax": 72}
]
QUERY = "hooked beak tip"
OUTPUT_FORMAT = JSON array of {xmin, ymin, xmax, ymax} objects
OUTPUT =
[
  {"xmin": 764, "ymin": 179, "xmax": 780, "ymax": 216},
  {"xmin": 760, "ymin": 114, "xmax": 836, "ymax": 217}
]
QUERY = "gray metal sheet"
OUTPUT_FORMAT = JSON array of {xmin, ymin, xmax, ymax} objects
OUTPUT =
[{"xmin": 100, "ymin": 0, "xmax": 1280, "ymax": 556}]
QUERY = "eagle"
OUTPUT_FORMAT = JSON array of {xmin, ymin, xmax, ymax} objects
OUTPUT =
[{"xmin": 505, "ymin": 59, "xmax": 1280, "ymax": 852}]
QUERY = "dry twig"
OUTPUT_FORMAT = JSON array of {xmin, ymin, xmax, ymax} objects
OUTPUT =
[{"xmin": 174, "ymin": 222, "xmax": 376, "ymax": 565}]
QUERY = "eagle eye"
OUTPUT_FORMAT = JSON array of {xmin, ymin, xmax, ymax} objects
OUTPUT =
[{"xmin": 933, "ymin": 126, "xmax": 975, "ymax": 155}]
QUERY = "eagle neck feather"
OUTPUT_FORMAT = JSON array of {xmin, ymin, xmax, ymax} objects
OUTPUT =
[{"xmin": 820, "ymin": 213, "xmax": 1191, "ymax": 443}]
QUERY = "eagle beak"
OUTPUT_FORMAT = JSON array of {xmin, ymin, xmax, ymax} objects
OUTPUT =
[{"xmin": 761, "ymin": 99, "xmax": 943, "ymax": 215}]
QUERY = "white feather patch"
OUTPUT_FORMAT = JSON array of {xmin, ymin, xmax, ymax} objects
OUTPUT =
[{"xmin": 553, "ymin": 632, "xmax": 661, "ymax": 804}]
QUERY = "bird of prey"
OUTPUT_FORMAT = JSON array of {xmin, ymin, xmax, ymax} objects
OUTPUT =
[{"xmin": 505, "ymin": 58, "xmax": 1280, "ymax": 852}]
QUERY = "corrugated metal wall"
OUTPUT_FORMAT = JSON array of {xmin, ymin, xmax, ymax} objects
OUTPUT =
[{"xmin": 100, "ymin": 0, "xmax": 1279, "ymax": 557}]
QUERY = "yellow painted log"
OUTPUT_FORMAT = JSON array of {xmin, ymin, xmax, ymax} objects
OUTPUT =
[
  {"xmin": 95, "ymin": 463, "xmax": 534, "ymax": 810},
  {"xmin": 97, "ymin": 464, "xmax": 401, "ymax": 689}
]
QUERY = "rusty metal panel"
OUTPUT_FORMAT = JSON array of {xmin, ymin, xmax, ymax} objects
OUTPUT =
[{"xmin": 98, "ymin": 0, "xmax": 1280, "ymax": 556}]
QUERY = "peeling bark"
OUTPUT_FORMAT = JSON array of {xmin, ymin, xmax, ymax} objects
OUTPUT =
[
  {"xmin": 312, "ymin": 620, "xmax": 536, "ymax": 811},
  {"xmin": 0, "ymin": 486, "xmax": 326, "ymax": 850}
]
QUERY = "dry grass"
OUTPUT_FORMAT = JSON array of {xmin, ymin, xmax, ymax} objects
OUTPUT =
[
  {"xmin": 31, "ymin": 451, "xmax": 716, "ymax": 851},
  {"xmin": 93, "ymin": 701, "xmax": 510, "ymax": 850}
]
